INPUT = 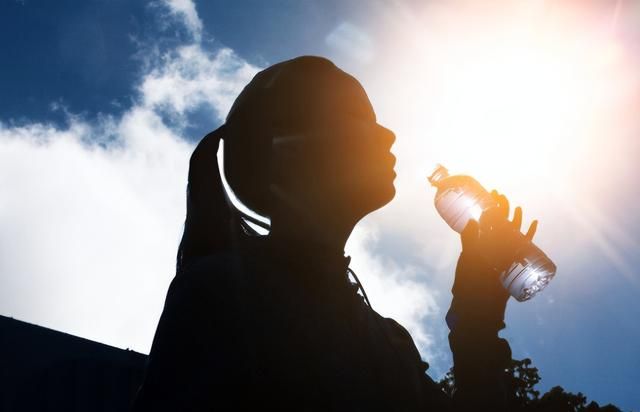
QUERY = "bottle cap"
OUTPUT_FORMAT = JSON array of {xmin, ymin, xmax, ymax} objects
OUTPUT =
[{"xmin": 428, "ymin": 164, "xmax": 449, "ymax": 186}]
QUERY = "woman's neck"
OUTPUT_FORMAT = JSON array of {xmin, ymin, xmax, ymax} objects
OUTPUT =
[
  {"xmin": 267, "ymin": 227, "xmax": 347, "ymax": 258},
  {"xmin": 267, "ymin": 215, "xmax": 354, "ymax": 260}
]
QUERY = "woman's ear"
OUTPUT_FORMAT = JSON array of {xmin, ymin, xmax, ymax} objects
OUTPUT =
[
  {"xmin": 270, "ymin": 134, "xmax": 307, "ymax": 182},
  {"xmin": 269, "ymin": 183, "xmax": 305, "ymax": 216}
]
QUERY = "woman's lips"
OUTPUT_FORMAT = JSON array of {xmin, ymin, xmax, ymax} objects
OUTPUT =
[{"xmin": 389, "ymin": 153, "xmax": 397, "ymax": 178}]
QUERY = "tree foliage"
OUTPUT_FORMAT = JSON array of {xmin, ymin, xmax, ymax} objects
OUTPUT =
[{"xmin": 437, "ymin": 358, "xmax": 625, "ymax": 411}]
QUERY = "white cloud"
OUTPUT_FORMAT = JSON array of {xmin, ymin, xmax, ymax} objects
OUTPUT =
[
  {"xmin": 0, "ymin": 3, "xmax": 259, "ymax": 352},
  {"xmin": 0, "ymin": 112, "xmax": 192, "ymax": 351},
  {"xmin": 161, "ymin": 0, "xmax": 203, "ymax": 41},
  {"xmin": 346, "ymin": 225, "xmax": 440, "ymax": 357},
  {"xmin": 140, "ymin": 46, "xmax": 257, "ymax": 120}
]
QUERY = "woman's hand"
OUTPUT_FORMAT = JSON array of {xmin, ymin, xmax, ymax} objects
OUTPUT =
[
  {"xmin": 462, "ymin": 190, "xmax": 537, "ymax": 275},
  {"xmin": 448, "ymin": 190, "xmax": 538, "ymax": 332}
]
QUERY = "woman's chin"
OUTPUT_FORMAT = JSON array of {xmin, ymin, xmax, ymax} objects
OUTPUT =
[
  {"xmin": 348, "ymin": 175, "xmax": 396, "ymax": 213},
  {"xmin": 374, "ymin": 182, "xmax": 396, "ymax": 209},
  {"xmin": 386, "ymin": 183, "xmax": 397, "ymax": 202}
]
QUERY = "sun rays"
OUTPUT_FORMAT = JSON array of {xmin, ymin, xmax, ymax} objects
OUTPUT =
[{"xmin": 365, "ymin": 0, "xmax": 639, "ymax": 286}]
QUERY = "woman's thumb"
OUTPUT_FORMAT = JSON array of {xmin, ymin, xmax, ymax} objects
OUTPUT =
[{"xmin": 461, "ymin": 219, "xmax": 479, "ymax": 250}]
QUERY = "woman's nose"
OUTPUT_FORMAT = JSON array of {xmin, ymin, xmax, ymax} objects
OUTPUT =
[{"xmin": 379, "ymin": 125, "xmax": 396, "ymax": 147}]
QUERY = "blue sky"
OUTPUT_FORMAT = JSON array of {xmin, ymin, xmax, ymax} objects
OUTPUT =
[{"xmin": 1, "ymin": 1, "xmax": 638, "ymax": 410}]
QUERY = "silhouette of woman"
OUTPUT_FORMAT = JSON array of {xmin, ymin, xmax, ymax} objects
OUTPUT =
[{"xmin": 132, "ymin": 56, "xmax": 536, "ymax": 411}]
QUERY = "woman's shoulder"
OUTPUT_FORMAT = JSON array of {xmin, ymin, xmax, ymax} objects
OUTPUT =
[
  {"xmin": 379, "ymin": 316, "xmax": 421, "ymax": 355},
  {"xmin": 369, "ymin": 312, "xmax": 430, "ymax": 374}
]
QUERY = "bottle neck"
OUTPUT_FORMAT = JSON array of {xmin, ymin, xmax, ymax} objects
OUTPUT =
[{"xmin": 428, "ymin": 164, "xmax": 449, "ymax": 186}]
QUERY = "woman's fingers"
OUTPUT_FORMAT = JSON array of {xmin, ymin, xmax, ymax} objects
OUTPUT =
[
  {"xmin": 491, "ymin": 190, "xmax": 510, "ymax": 219},
  {"xmin": 513, "ymin": 206, "xmax": 522, "ymax": 232},
  {"xmin": 488, "ymin": 190, "xmax": 539, "ymax": 241},
  {"xmin": 498, "ymin": 194, "xmax": 509, "ymax": 219},
  {"xmin": 462, "ymin": 219, "xmax": 479, "ymax": 245},
  {"xmin": 525, "ymin": 220, "xmax": 538, "ymax": 241},
  {"xmin": 479, "ymin": 206, "xmax": 498, "ymax": 232},
  {"xmin": 490, "ymin": 189, "xmax": 499, "ymax": 209}
]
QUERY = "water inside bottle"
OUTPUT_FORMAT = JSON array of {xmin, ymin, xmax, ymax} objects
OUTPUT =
[
  {"xmin": 428, "ymin": 165, "xmax": 496, "ymax": 233},
  {"xmin": 428, "ymin": 164, "xmax": 557, "ymax": 301}
]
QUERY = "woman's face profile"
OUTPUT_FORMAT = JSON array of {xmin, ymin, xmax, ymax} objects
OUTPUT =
[
  {"xmin": 271, "ymin": 98, "xmax": 397, "ymax": 220},
  {"xmin": 225, "ymin": 59, "xmax": 397, "ymax": 224}
]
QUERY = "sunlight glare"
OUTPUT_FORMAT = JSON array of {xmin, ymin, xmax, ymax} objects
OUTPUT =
[
  {"xmin": 372, "ymin": 1, "xmax": 636, "ymax": 207},
  {"xmin": 365, "ymin": 1, "xmax": 640, "ymax": 283}
]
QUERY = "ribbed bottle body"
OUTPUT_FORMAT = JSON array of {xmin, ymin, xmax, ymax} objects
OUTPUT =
[
  {"xmin": 501, "ymin": 241, "xmax": 557, "ymax": 301},
  {"xmin": 433, "ymin": 177, "xmax": 496, "ymax": 233}
]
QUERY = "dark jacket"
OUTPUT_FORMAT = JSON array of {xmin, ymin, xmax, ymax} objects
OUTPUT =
[{"xmin": 132, "ymin": 239, "xmax": 510, "ymax": 411}]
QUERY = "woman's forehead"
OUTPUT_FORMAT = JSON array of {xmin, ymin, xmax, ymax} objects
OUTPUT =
[
  {"xmin": 320, "ymin": 74, "xmax": 376, "ymax": 121},
  {"xmin": 272, "ymin": 118, "xmax": 390, "ymax": 146}
]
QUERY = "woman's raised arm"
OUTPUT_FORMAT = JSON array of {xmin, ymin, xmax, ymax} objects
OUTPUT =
[{"xmin": 446, "ymin": 191, "xmax": 538, "ymax": 411}]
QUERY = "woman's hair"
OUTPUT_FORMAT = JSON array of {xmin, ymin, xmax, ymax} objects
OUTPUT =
[
  {"xmin": 176, "ymin": 56, "xmax": 374, "ymax": 272},
  {"xmin": 224, "ymin": 56, "xmax": 374, "ymax": 217}
]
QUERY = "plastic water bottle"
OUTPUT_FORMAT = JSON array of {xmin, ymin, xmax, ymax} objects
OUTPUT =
[{"xmin": 428, "ymin": 164, "xmax": 556, "ymax": 302}]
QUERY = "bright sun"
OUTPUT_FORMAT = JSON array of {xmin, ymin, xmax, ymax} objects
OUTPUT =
[
  {"xmin": 371, "ymin": 1, "xmax": 635, "ymax": 204},
  {"xmin": 366, "ymin": 1, "xmax": 638, "ymax": 280},
  {"xmin": 424, "ymin": 16, "xmax": 626, "ymax": 186}
]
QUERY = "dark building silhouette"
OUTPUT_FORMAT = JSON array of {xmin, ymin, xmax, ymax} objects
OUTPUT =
[{"xmin": 0, "ymin": 315, "xmax": 146, "ymax": 411}]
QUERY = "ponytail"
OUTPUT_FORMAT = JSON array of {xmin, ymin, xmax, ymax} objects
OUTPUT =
[{"xmin": 176, "ymin": 125, "xmax": 268, "ymax": 274}]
